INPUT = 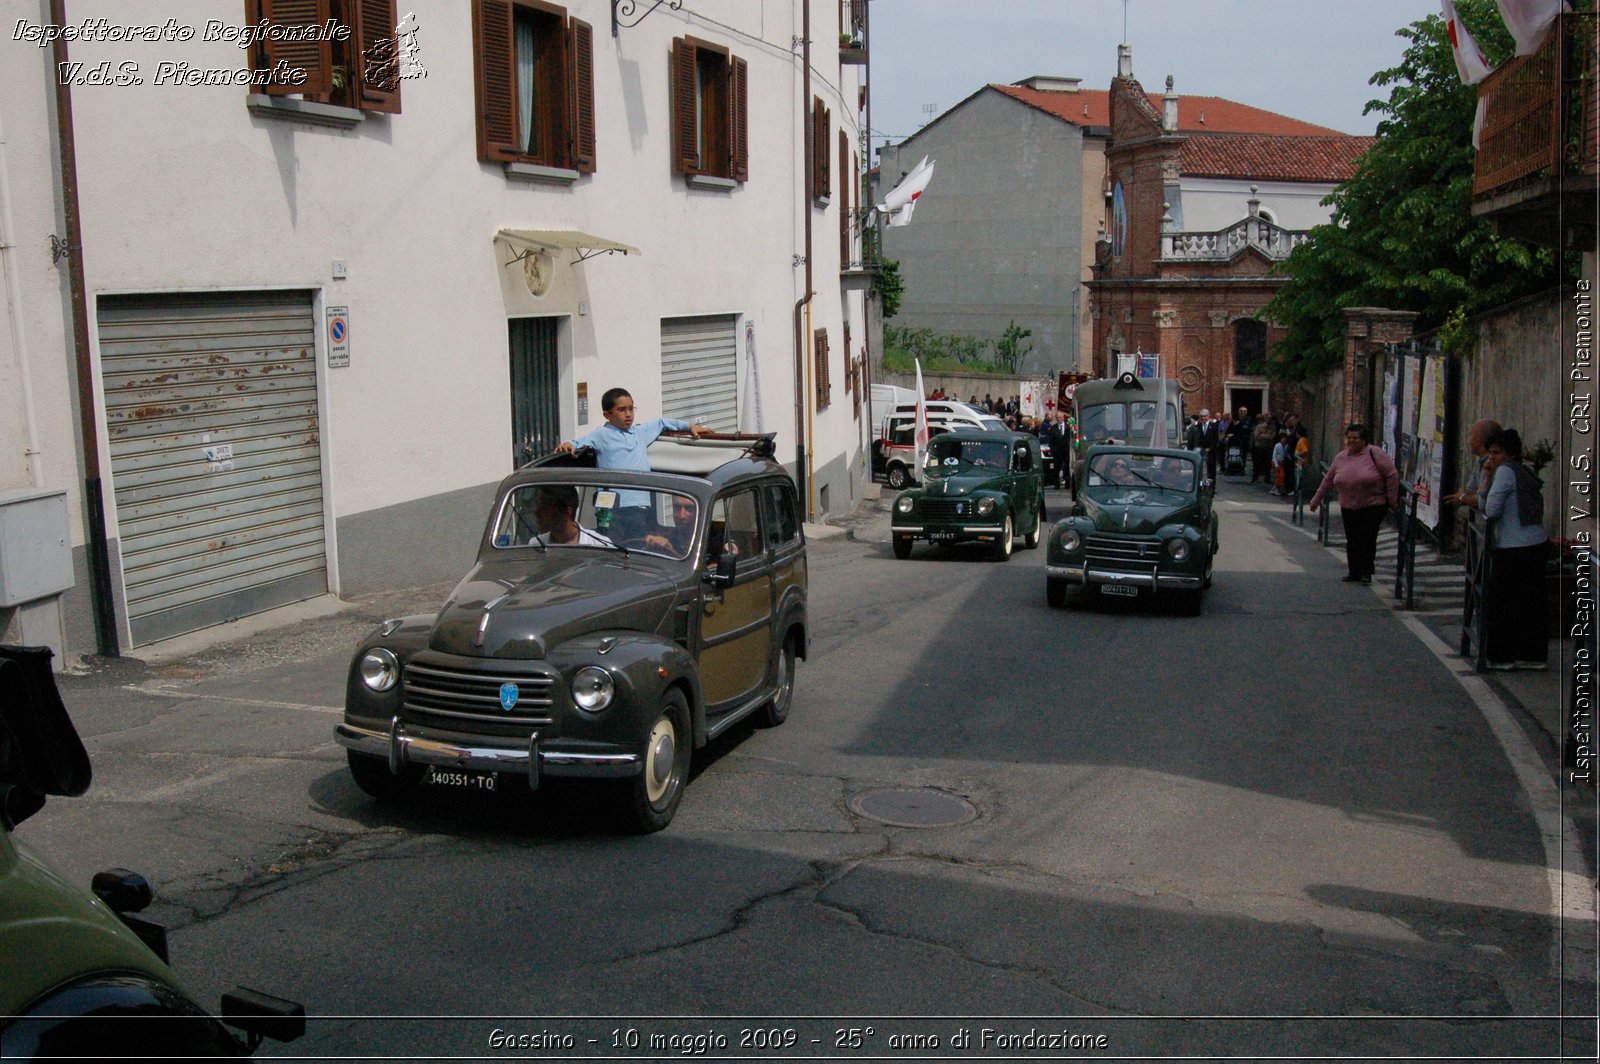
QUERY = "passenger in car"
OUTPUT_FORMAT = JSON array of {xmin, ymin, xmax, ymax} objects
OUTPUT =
[{"xmin": 531, "ymin": 485, "xmax": 614, "ymax": 548}]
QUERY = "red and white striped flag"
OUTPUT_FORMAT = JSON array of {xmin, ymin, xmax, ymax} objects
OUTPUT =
[
  {"xmin": 1496, "ymin": 0, "xmax": 1569, "ymax": 56},
  {"xmin": 1442, "ymin": 0, "xmax": 1494, "ymax": 84}
]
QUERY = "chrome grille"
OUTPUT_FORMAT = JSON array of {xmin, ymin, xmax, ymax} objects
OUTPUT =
[
  {"xmin": 1085, "ymin": 533, "xmax": 1162, "ymax": 570},
  {"xmin": 402, "ymin": 663, "xmax": 556, "ymax": 726},
  {"xmin": 917, "ymin": 499, "xmax": 977, "ymax": 520}
]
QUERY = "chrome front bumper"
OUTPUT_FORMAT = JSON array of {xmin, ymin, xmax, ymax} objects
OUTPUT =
[
  {"xmin": 891, "ymin": 525, "xmax": 1004, "ymax": 537},
  {"xmin": 336, "ymin": 718, "xmax": 640, "ymax": 790},
  {"xmin": 1045, "ymin": 563, "xmax": 1201, "ymax": 591}
]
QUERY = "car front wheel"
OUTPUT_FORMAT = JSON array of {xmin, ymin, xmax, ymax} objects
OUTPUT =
[
  {"xmin": 346, "ymin": 750, "xmax": 423, "ymax": 801},
  {"xmin": 991, "ymin": 514, "xmax": 1013, "ymax": 562},
  {"xmin": 621, "ymin": 690, "xmax": 691, "ymax": 833},
  {"xmin": 892, "ymin": 534, "xmax": 913, "ymax": 559},
  {"xmin": 887, "ymin": 464, "xmax": 910, "ymax": 490},
  {"xmin": 1046, "ymin": 576, "xmax": 1067, "ymax": 608}
]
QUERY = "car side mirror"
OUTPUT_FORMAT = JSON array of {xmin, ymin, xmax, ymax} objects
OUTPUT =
[
  {"xmin": 92, "ymin": 868, "xmax": 153, "ymax": 914},
  {"xmin": 703, "ymin": 547, "xmax": 738, "ymax": 588}
]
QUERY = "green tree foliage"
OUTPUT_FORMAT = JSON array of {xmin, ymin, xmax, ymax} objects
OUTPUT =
[
  {"xmin": 994, "ymin": 320, "xmax": 1034, "ymax": 374},
  {"xmin": 874, "ymin": 259, "xmax": 905, "ymax": 319},
  {"xmin": 1262, "ymin": 0, "xmax": 1556, "ymax": 380}
]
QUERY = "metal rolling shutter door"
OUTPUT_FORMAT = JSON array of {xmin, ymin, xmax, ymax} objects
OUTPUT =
[
  {"xmin": 98, "ymin": 292, "xmax": 328, "ymax": 645},
  {"xmin": 660, "ymin": 315, "xmax": 737, "ymax": 432}
]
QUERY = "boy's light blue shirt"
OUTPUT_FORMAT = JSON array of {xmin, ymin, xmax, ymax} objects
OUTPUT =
[{"xmin": 571, "ymin": 418, "xmax": 689, "ymax": 508}]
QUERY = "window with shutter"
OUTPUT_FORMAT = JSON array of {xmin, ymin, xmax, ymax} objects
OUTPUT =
[
  {"xmin": 811, "ymin": 98, "xmax": 831, "ymax": 204},
  {"xmin": 247, "ymin": 0, "xmax": 404, "ymax": 112},
  {"xmin": 671, "ymin": 37, "xmax": 745, "ymax": 183},
  {"xmin": 472, "ymin": 0, "xmax": 596, "ymax": 172},
  {"xmin": 839, "ymin": 129, "xmax": 850, "ymax": 261}
]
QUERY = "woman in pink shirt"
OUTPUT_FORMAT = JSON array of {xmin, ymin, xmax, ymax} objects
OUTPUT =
[{"xmin": 1309, "ymin": 423, "xmax": 1399, "ymax": 584}]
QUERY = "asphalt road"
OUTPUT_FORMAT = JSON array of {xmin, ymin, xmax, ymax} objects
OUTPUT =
[{"xmin": 16, "ymin": 476, "xmax": 1597, "ymax": 1060}]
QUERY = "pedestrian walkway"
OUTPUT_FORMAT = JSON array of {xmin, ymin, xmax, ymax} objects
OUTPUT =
[{"xmin": 1322, "ymin": 521, "xmax": 1466, "ymax": 615}]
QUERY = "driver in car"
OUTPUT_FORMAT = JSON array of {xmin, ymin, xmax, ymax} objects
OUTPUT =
[
  {"xmin": 1104, "ymin": 457, "xmax": 1140, "ymax": 485},
  {"xmin": 643, "ymin": 494, "xmax": 697, "ymax": 557},
  {"xmin": 532, "ymin": 485, "xmax": 615, "ymax": 547}
]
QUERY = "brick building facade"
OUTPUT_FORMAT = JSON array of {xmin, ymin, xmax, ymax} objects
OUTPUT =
[{"xmin": 1088, "ymin": 47, "xmax": 1371, "ymax": 420}]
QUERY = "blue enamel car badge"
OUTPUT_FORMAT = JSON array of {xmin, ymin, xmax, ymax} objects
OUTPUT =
[{"xmin": 499, "ymin": 682, "xmax": 519, "ymax": 711}]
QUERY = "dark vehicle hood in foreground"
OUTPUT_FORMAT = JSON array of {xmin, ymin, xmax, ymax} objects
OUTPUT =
[
  {"xmin": 431, "ymin": 552, "xmax": 679, "ymax": 659},
  {"xmin": 1080, "ymin": 489, "xmax": 1199, "ymax": 535},
  {"xmin": 919, "ymin": 469, "xmax": 1010, "ymax": 497}
]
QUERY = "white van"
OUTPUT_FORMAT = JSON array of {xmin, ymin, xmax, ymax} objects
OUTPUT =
[
  {"xmin": 870, "ymin": 384, "xmax": 917, "ymax": 432},
  {"xmin": 872, "ymin": 402, "xmax": 1009, "ymax": 489}
]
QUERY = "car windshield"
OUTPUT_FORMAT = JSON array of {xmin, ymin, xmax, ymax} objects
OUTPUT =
[
  {"xmin": 491, "ymin": 483, "xmax": 699, "ymax": 560},
  {"xmin": 926, "ymin": 439, "xmax": 1010, "ymax": 471},
  {"xmin": 1086, "ymin": 454, "xmax": 1195, "ymax": 492}
]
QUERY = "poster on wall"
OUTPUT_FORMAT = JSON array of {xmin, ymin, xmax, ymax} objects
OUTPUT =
[
  {"xmin": 1382, "ymin": 361, "xmax": 1400, "ymax": 457},
  {"xmin": 1414, "ymin": 356, "xmax": 1446, "ymax": 529}
]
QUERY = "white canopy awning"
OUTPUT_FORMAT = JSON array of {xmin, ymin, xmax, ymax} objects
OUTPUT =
[{"xmin": 495, "ymin": 228, "xmax": 640, "ymax": 263}]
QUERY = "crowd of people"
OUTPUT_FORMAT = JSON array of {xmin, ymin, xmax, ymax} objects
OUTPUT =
[{"xmin": 1182, "ymin": 406, "xmax": 1309, "ymax": 493}]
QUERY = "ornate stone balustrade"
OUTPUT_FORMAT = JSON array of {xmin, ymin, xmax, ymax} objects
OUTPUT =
[{"xmin": 1160, "ymin": 218, "xmax": 1311, "ymax": 262}]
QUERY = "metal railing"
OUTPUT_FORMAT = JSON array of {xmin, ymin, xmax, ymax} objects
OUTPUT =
[
  {"xmin": 1473, "ymin": 10, "xmax": 1596, "ymax": 201},
  {"xmin": 1292, "ymin": 460, "xmax": 1319, "ymax": 527},
  {"xmin": 1459, "ymin": 513, "xmax": 1496, "ymax": 672},
  {"xmin": 1392, "ymin": 484, "xmax": 1422, "ymax": 610}
]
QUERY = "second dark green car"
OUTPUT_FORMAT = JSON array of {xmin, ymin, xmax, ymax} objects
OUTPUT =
[{"xmin": 890, "ymin": 430, "xmax": 1046, "ymax": 562}]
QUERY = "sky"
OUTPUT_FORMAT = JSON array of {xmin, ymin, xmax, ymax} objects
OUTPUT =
[{"xmin": 866, "ymin": 0, "xmax": 1445, "ymax": 155}]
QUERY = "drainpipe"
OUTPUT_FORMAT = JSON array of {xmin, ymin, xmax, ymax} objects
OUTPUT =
[
  {"xmin": 793, "ymin": 0, "xmax": 814, "ymax": 515},
  {"xmin": 51, "ymin": 0, "xmax": 119, "ymax": 656},
  {"xmin": 0, "ymin": 101, "xmax": 44, "ymax": 489}
]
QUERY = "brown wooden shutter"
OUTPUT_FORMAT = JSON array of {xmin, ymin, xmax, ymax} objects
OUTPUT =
[
  {"xmin": 353, "ymin": 0, "xmax": 401, "ymax": 113},
  {"xmin": 473, "ymin": 0, "xmax": 519, "ymax": 161},
  {"xmin": 258, "ymin": 0, "xmax": 334, "ymax": 96},
  {"xmin": 730, "ymin": 56, "xmax": 749, "ymax": 182},
  {"xmin": 569, "ymin": 18, "xmax": 596, "ymax": 172},
  {"xmin": 671, "ymin": 38, "xmax": 699, "ymax": 174},
  {"xmin": 839, "ymin": 129, "xmax": 850, "ymax": 261}
]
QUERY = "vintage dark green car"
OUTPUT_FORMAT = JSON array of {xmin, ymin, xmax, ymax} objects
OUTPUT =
[
  {"xmin": 335, "ymin": 437, "xmax": 807, "ymax": 833},
  {"xmin": 890, "ymin": 430, "xmax": 1046, "ymax": 561},
  {"xmin": 1045, "ymin": 445, "xmax": 1218, "ymax": 614}
]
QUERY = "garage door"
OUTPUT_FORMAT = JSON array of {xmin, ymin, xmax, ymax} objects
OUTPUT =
[
  {"xmin": 98, "ymin": 291, "xmax": 328, "ymax": 645},
  {"xmin": 661, "ymin": 314, "xmax": 738, "ymax": 432}
]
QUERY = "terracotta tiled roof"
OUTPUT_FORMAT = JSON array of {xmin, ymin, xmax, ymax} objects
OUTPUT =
[
  {"xmin": 1179, "ymin": 135, "xmax": 1374, "ymax": 182},
  {"xmin": 990, "ymin": 83, "xmax": 1349, "ymax": 137}
]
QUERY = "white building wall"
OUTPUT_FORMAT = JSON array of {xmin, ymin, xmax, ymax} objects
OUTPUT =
[
  {"xmin": 1178, "ymin": 177, "xmax": 1340, "ymax": 232},
  {"xmin": 1, "ymin": 0, "xmax": 866, "ymax": 659}
]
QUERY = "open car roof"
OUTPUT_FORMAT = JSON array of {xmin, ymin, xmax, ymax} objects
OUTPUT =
[{"xmin": 524, "ymin": 433, "xmax": 780, "ymax": 479}]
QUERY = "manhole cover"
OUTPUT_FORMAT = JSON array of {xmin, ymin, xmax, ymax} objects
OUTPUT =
[{"xmin": 847, "ymin": 787, "xmax": 977, "ymax": 828}]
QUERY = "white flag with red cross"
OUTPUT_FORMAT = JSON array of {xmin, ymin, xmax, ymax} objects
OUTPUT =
[
  {"xmin": 1496, "ymin": 0, "xmax": 1569, "ymax": 56},
  {"xmin": 1442, "ymin": 0, "xmax": 1494, "ymax": 84}
]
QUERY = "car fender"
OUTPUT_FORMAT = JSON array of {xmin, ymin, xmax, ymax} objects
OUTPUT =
[
  {"xmin": 550, "ymin": 632, "xmax": 705, "ymax": 745},
  {"xmin": 774, "ymin": 585, "xmax": 809, "ymax": 662},
  {"xmin": 343, "ymin": 614, "xmax": 435, "ymax": 727}
]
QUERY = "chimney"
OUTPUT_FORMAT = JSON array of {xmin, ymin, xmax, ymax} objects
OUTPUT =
[
  {"xmin": 1162, "ymin": 75, "xmax": 1178, "ymax": 132},
  {"xmin": 1117, "ymin": 43, "xmax": 1132, "ymax": 78}
]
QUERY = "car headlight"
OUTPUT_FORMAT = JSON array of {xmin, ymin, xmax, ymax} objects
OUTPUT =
[
  {"xmin": 976, "ymin": 497, "xmax": 996, "ymax": 516},
  {"xmin": 1059, "ymin": 528, "xmax": 1082, "ymax": 552},
  {"xmin": 572, "ymin": 666, "xmax": 615, "ymax": 711},
  {"xmin": 896, "ymin": 496, "xmax": 915, "ymax": 514},
  {"xmin": 359, "ymin": 648, "xmax": 399, "ymax": 692},
  {"xmin": 1167, "ymin": 538, "xmax": 1191, "ymax": 561}
]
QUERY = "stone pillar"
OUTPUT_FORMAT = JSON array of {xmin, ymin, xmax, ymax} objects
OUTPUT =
[{"xmin": 1341, "ymin": 308, "xmax": 1419, "ymax": 429}]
